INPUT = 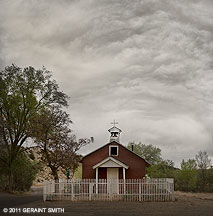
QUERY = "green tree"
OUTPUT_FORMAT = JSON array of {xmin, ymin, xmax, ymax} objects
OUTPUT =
[
  {"xmin": 127, "ymin": 142, "xmax": 162, "ymax": 164},
  {"xmin": 206, "ymin": 168, "xmax": 213, "ymax": 192},
  {"xmin": 0, "ymin": 151, "xmax": 38, "ymax": 191},
  {"xmin": 0, "ymin": 65, "xmax": 68, "ymax": 191},
  {"xmin": 146, "ymin": 159, "xmax": 175, "ymax": 178},
  {"xmin": 181, "ymin": 159, "xmax": 197, "ymax": 170},
  {"xmin": 175, "ymin": 159, "xmax": 197, "ymax": 191}
]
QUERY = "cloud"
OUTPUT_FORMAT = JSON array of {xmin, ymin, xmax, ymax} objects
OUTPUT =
[{"xmin": 0, "ymin": 0, "xmax": 213, "ymax": 166}]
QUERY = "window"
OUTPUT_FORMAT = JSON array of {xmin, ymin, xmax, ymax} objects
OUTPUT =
[
  {"xmin": 111, "ymin": 132, "xmax": 118, "ymax": 137},
  {"xmin": 109, "ymin": 146, "xmax": 118, "ymax": 156}
]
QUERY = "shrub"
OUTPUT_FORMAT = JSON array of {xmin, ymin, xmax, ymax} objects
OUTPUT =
[{"xmin": 0, "ymin": 152, "xmax": 39, "ymax": 191}]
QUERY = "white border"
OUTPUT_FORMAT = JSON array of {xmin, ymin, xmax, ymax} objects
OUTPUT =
[
  {"xmin": 93, "ymin": 156, "xmax": 129, "ymax": 169},
  {"xmin": 109, "ymin": 145, "xmax": 118, "ymax": 156}
]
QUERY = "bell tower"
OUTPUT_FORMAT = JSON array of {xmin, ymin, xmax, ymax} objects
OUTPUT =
[{"xmin": 108, "ymin": 120, "xmax": 122, "ymax": 143}]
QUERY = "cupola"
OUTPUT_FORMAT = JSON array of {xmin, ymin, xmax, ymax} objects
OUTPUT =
[{"xmin": 108, "ymin": 120, "xmax": 122, "ymax": 143}]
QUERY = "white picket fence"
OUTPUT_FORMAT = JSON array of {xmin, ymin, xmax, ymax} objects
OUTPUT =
[{"xmin": 43, "ymin": 178, "xmax": 174, "ymax": 202}]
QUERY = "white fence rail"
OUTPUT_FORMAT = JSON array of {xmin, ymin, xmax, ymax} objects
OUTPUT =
[{"xmin": 43, "ymin": 178, "xmax": 174, "ymax": 202}]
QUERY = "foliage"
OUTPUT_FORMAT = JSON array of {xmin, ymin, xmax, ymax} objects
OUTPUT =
[
  {"xmin": 205, "ymin": 168, "xmax": 213, "ymax": 192},
  {"xmin": 181, "ymin": 159, "xmax": 197, "ymax": 170},
  {"xmin": 127, "ymin": 143, "xmax": 213, "ymax": 192},
  {"xmin": 0, "ymin": 151, "xmax": 38, "ymax": 191},
  {"xmin": 31, "ymin": 106, "xmax": 86, "ymax": 181},
  {"xmin": 146, "ymin": 159, "xmax": 175, "ymax": 178},
  {"xmin": 175, "ymin": 159, "xmax": 197, "ymax": 191},
  {"xmin": 0, "ymin": 64, "xmax": 68, "ymax": 191},
  {"xmin": 127, "ymin": 142, "xmax": 162, "ymax": 164},
  {"xmin": 195, "ymin": 151, "xmax": 211, "ymax": 191},
  {"xmin": 28, "ymin": 151, "xmax": 35, "ymax": 160},
  {"xmin": 73, "ymin": 164, "xmax": 82, "ymax": 179},
  {"xmin": 173, "ymin": 154, "xmax": 213, "ymax": 192}
]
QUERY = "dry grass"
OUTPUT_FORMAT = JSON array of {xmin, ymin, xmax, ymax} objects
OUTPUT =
[{"xmin": 175, "ymin": 191, "xmax": 213, "ymax": 200}]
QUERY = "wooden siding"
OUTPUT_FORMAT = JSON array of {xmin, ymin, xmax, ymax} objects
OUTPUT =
[{"xmin": 81, "ymin": 141, "xmax": 147, "ymax": 179}]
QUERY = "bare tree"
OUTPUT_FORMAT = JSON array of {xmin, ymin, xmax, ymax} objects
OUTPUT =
[
  {"xmin": 196, "ymin": 151, "xmax": 211, "ymax": 169},
  {"xmin": 195, "ymin": 151, "xmax": 211, "ymax": 191}
]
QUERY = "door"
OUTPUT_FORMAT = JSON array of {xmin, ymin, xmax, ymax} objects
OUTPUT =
[{"xmin": 107, "ymin": 168, "xmax": 119, "ymax": 194}]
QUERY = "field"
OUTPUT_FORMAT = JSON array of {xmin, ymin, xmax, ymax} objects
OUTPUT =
[{"xmin": 11, "ymin": 191, "xmax": 213, "ymax": 216}]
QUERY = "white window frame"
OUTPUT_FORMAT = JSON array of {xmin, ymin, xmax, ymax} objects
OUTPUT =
[{"xmin": 109, "ymin": 145, "xmax": 118, "ymax": 156}]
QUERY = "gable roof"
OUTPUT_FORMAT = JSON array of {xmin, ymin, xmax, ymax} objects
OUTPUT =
[
  {"xmin": 81, "ymin": 141, "xmax": 151, "ymax": 166},
  {"xmin": 108, "ymin": 126, "xmax": 122, "ymax": 133},
  {"xmin": 93, "ymin": 156, "xmax": 129, "ymax": 169}
]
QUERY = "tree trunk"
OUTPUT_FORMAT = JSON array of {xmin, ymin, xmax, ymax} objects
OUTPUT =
[
  {"xmin": 7, "ymin": 144, "xmax": 20, "ymax": 192},
  {"xmin": 51, "ymin": 168, "xmax": 59, "ymax": 193},
  {"xmin": 8, "ymin": 164, "xmax": 13, "ymax": 192},
  {"xmin": 7, "ymin": 155, "xmax": 14, "ymax": 192}
]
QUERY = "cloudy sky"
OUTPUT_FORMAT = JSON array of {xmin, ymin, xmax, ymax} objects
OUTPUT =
[{"xmin": 0, "ymin": 0, "xmax": 213, "ymax": 166}]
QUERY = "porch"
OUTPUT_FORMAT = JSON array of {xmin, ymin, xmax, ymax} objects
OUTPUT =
[{"xmin": 93, "ymin": 156, "xmax": 129, "ymax": 194}]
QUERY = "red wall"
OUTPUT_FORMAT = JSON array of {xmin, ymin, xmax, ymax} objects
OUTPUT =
[{"xmin": 81, "ymin": 141, "xmax": 147, "ymax": 179}]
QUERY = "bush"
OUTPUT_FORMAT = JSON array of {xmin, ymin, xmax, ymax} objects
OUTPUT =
[
  {"xmin": 0, "ymin": 152, "xmax": 38, "ymax": 191},
  {"xmin": 175, "ymin": 169, "xmax": 197, "ymax": 192},
  {"xmin": 174, "ymin": 159, "xmax": 197, "ymax": 192},
  {"xmin": 196, "ymin": 168, "xmax": 213, "ymax": 192},
  {"xmin": 146, "ymin": 160, "xmax": 176, "ymax": 178}
]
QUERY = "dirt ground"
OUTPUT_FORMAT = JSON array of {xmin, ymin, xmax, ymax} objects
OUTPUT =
[{"xmin": 8, "ymin": 191, "xmax": 212, "ymax": 216}]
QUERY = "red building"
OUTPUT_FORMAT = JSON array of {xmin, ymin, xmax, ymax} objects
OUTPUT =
[{"xmin": 81, "ymin": 124, "xmax": 150, "ymax": 181}]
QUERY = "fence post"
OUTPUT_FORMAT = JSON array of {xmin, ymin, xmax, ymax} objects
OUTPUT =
[
  {"xmin": 71, "ymin": 183, "xmax": 74, "ymax": 201},
  {"xmin": 139, "ymin": 183, "xmax": 141, "ymax": 201},
  {"xmin": 109, "ymin": 180, "xmax": 112, "ymax": 201},
  {"xmin": 123, "ymin": 179, "xmax": 126, "ymax": 195},
  {"xmin": 172, "ymin": 178, "xmax": 174, "ymax": 201},
  {"xmin": 43, "ymin": 181, "xmax": 46, "ymax": 202},
  {"xmin": 89, "ymin": 183, "xmax": 93, "ymax": 201},
  {"xmin": 96, "ymin": 168, "xmax": 98, "ymax": 194}
]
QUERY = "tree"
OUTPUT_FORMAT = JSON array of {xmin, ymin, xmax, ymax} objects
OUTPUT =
[
  {"xmin": 195, "ymin": 151, "xmax": 211, "ymax": 170},
  {"xmin": 0, "ymin": 65, "xmax": 68, "ymax": 191},
  {"xmin": 127, "ymin": 142, "xmax": 162, "ymax": 164},
  {"xmin": 175, "ymin": 159, "xmax": 197, "ymax": 191},
  {"xmin": 146, "ymin": 159, "xmax": 175, "ymax": 178},
  {"xmin": 195, "ymin": 151, "xmax": 211, "ymax": 191},
  {"xmin": 31, "ymin": 106, "xmax": 87, "ymax": 182},
  {"xmin": 181, "ymin": 159, "xmax": 197, "ymax": 170},
  {"xmin": 0, "ymin": 151, "xmax": 38, "ymax": 191}
]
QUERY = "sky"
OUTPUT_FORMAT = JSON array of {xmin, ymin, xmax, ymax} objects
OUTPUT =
[{"xmin": 0, "ymin": 0, "xmax": 213, "ymax": 166}]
